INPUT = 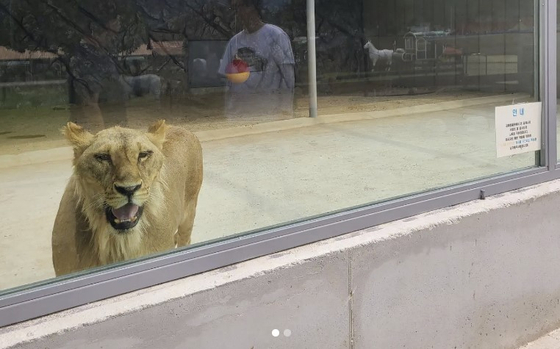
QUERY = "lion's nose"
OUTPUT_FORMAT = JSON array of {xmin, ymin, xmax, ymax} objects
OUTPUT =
[{"xmin": 114, "ymin": 183, "xmax": 142, "ymax": 196}]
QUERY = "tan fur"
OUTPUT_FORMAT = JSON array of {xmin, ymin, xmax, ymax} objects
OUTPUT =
[{"xmin": 51, "ymin": 120, "xmax": 203, "ymax": 276}]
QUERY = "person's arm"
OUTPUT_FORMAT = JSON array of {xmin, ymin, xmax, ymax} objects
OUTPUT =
[
  {"xmin": 218, "ymin": 40, "xmax": 234, "ymax": 78},
  {"xmin": 272, "ymin": 30, "xmax": 295, "ymax": 114},
  {"xmin": 278, "ymin": 63, "xmax": 295, "ymax": 91},
  {"xmin": 272, "ymin": 31, "xmax": 296, "ymax": 91}
]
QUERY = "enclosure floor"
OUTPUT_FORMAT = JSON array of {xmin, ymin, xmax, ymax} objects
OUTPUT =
[{"xmin": 0, "ymin": 91, "xmax": 536, "ymax": 291}]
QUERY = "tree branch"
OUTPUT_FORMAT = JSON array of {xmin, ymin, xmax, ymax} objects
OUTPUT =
[
  {"xmin": 178, "ymin": 0, "xmax": 232, "ymax": 38},
  {"xmin": 148, "ymin": 33, "xmax": 185, "ymax": 71},
  {"xmin": 0, "ymin": 1, "xmax": 39, "ymax": 46}
]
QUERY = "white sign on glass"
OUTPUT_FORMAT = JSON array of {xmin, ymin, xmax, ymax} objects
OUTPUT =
[{"xmin": 495, "ymin": 102, "xmax": 541, "ymax": 158}]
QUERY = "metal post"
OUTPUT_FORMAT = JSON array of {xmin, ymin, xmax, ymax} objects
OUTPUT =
[
  {"xmin": 306, "ymin": 0, "xmax": 318, "ymax": 118},
  {"xmin": 539, "ymin": 0, "xmax": 557, "ymax": 168},
  {"xmin": 535, "ymin": 0, "xmax": 540, "ymax": 100}
]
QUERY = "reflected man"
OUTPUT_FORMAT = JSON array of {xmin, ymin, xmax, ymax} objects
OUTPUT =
[{"xmin": 218, "ymin": 0, "xmax": 295, "ymax": 118}]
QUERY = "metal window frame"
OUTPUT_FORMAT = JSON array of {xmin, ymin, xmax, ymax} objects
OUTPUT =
[{"xmin": 0, "ymin": 0, "xmax": 558, "ymax": 329}]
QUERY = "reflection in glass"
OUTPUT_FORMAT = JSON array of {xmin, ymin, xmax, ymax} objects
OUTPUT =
[
  {"xmin": 0, "ymin": 0, "xmax": 540, "ymax": 293},
  {"xmin": 218, "ymin": 0, "xmax": 296, "ymax": 119}
]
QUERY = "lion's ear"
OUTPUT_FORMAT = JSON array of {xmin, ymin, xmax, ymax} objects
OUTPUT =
[
  {"xmin": 62, "ymin": 122, "xmax": 93, "ymax": 158},
  {"xmin": 147, "ymin": 119, "xmax": 167, "ymax": 149}
]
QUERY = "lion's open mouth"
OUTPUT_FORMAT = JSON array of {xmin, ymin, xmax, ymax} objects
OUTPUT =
[{"xmin": 105, "ymin": 203, "xmax": 144, "ymax": 231}]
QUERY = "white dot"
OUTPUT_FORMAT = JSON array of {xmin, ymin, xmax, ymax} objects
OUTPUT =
[
  {"xmin": 284, "ymin": 329, "xmax": 292, "ymax": 337},
  {"xmin": 272, "ymin": 329, "xmax": 280, "ymax": 337}
]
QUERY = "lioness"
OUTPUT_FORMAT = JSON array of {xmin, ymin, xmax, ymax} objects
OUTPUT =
[{"xmin": 52, "ymin": 120, "xmax": 203, "ymax": 276}]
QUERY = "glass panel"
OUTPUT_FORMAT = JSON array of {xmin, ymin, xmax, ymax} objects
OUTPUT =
[
  {"xmin": 315, "ymin": 0, "xmax": 538, "ymax": 178},
  {"xmin": 0, "ymin": 0, "xmax": 539, "ymax": 293}
]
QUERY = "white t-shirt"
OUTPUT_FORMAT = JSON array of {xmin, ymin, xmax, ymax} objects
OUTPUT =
[{"xmin": 218, "ymin": 24, "xmax": 295, "ymax": 117}]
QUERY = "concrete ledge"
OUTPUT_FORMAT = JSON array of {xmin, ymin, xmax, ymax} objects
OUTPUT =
[
  {"xmin": 2, "ymin": 177, "xmax": 560, "ymax": 348},
  {"xmin": 195, "ymin": 93, "xmax": 526, "ymax": 142},
  {"xmin": 520, "ymin": 328, "xmax": 560, "ymax": 348},
  {"xmin": 0, "ymin": 93, "xmax": 527, "ymax": 169}
]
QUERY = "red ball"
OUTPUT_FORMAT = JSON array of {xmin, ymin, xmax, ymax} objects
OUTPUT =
[{"xmin": 226, "ymin": 58, "xmax": 250, "ymax": 83}]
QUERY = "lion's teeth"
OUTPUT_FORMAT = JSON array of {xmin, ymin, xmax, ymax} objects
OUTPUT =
[{"xmin": 114, "ymin": 216, "xmax": 138, "ymax": 224}]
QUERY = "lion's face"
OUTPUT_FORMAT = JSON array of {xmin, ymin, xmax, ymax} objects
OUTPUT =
[{"xmin": 64, "ymin": 120, "xmax": 167, "ymax": 233}]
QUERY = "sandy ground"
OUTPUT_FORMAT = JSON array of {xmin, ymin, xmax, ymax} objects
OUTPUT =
[{"xmin": 0, "ymin": 91, "xmax": 538, "ymax": 291}]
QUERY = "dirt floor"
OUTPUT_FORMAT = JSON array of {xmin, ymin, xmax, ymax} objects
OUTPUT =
[
  {"xmin": 0, "ymin": 88, "xmax": 504, "ymax": 155},
  {"xmin": 0, "ymin": 92, "xmax": 538, "ymax": 291}
]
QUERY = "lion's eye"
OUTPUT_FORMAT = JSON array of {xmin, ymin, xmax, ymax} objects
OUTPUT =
[
  {"xmin": 94, "ymin": 153, "xmax": 111, "ymax": 162},
  {"xmin": 138, "ymin": 151, "xmax": 152, "ymax": 161}
]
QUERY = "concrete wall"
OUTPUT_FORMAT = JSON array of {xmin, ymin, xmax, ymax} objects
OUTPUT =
[{"xmin": 3, "ymin": 180, "xmax": 560, "ymax": 349}]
